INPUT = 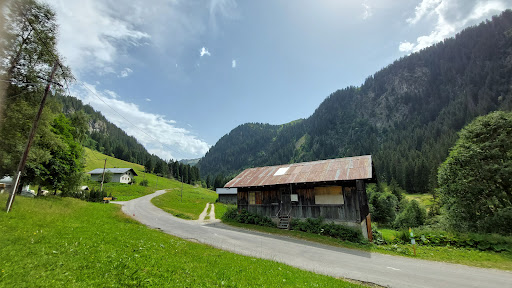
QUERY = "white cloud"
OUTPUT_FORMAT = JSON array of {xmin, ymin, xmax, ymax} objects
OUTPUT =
[
  {"xmin": 119, "ymin": 68, "xmax": 133, "ymax": 78},
  {"xmin": 406, "ymin": 0, "xmax": 442, "ymax": 25},
  {"xmin": 42, "ymin": 0, "xmax": 150, "ymax": 76},
  {"xmin": 200, "ymin": 46, "xmax": 211, "ymax": 57},
  {"xmin": 398, "ymin": 41, "xmax": 415, "ymax": 52},
  {"xmin": 232, "ymin": 59, "xmax": 236, "ymax": 68},
  {"xmin": 72, "ymin": 82, "xmax": 210, "ymax": 160},
  {"xmin": 145, "ymin": 98, "xmax": 151, "ymax": 102},
  {"xmin": 104, "ymin": 89, "xmax": 119, "ymax": 99},
  {"xmin": 362, "ymin": 1, "xmax": 373, "ymax": 20},
  {"xmin": 401, "ymin": 0, "xmax": 510, "ymax": 53}
]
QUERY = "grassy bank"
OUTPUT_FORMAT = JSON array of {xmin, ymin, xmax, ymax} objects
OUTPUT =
[
  {"xmin": 151, "ymin": 187, "xmax": 218, "ymax": 220},
  {"xmin": 0, "ymin": 194, "xmax": 363, "ymax": 287}
]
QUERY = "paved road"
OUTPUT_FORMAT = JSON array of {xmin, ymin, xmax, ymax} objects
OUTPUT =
[{"xmin": 114, "ymin": 190, "xmax": 512, "ymax": 288}]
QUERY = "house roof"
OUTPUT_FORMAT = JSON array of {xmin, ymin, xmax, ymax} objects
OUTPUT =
[
  {"xmin": 87, "ymin": 168, "xmax": 138, "ymax": 176},
  {"xmin": 216, "ymin": 188, "xmax": 238, "ymax": 195},
  {"xmin": 224, "ymin": 155, "xmax": 374, "ymax": 188}
]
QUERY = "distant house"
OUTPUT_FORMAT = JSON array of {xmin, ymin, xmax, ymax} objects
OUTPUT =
[
  {"xmin": 216, "ymin": 188, "xmax": 237, "ymax": 204},
  {"xmin": 224, "ymin": 155, "xmax": 376, "ymax": 239},
  {"xmin": 87, "ymin": 168, "xmax": 138, "ymax": 184}
]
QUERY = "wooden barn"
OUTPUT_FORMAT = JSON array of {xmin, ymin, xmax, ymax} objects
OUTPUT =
[{"xmin": 224, "ymin": 155, "xmax": 376, "ymax": 239}]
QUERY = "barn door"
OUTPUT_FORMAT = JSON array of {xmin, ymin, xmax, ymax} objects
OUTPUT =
[{"xmin": 280, "ymin": 187, "xmax": 292, "ymax": 216}]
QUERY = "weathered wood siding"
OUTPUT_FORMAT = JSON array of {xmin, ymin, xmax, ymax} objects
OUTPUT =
[{"xmin": 237, "ymin": 181, "xmax": 368, "ymax": 223}]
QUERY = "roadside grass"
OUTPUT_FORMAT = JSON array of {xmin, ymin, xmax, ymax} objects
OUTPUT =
[
  {"xmin": 214, "ymin": 203, "xmax": 236, "ymax": 219},
  {"xmin": 0, "ymin": 194, "xmax": 363, "ymax": 287},
  {"xmin": 221, "ymin": 221, "xmax": 512, "ymax": 271},
  {"xmin": 151, "ymin": 187, "xmax": 218, "ymax": 220}
]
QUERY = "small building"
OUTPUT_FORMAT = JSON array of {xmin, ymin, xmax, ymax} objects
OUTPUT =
[
  {"xmin": 224, "ymin": 155, "xmax": 376, "ymax": 239},
  {"xmin": 216, "ymin": 188, "xmax": 238, "ymax": 204},
  {"xmin": 87, "ymin": 168, "xmax": 138, "ymax": 184}
]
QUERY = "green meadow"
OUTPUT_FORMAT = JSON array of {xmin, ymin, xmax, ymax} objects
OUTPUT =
[{"xmin": 0, "ymin": 195, "xmax": 363, "ymax": 287}]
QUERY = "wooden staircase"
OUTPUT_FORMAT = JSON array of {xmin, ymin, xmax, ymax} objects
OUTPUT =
[{"xmin": 277, "ymin": 215, "xmax": 291, "ymax": 229}]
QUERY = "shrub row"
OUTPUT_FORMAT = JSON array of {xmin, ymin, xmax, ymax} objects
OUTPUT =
[
  {"xmin": 376, "ymin": 229, "xmax": 512, "ymax": 252},
  {"xmin": 222, "ymin": 207, "xmax": 275, "ymax": 227},
  {"xmin": 290, "ymin": 217, "xmax": 364, "ymax": 243}
]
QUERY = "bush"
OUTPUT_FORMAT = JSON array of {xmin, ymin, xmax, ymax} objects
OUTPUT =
[
  {"xmin": 139, "ymin": 179, "xmax": 149, "ymax": 187},
  {"xmin": 291, "ymin": 218, "xmax": 363, "ymax": 243},
  {"xmin": 477, "ymin": 207, "xmax": 512, "ymax": 235},
  {"xmin": 394, "ymin": 200, "xmax": 426, "ymax": 229},
  {"xmin": 222, "ymin": 208, "xmax": 274, "ymax": 227},
  {"xmin": 388, "ymin": 228, "xmax": 512, "ymax": 252}
]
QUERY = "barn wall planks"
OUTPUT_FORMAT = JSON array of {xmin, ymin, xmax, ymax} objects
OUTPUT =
[{"xmin": 237, "ymin": 181, "xmax": 365, "ymax": 223}]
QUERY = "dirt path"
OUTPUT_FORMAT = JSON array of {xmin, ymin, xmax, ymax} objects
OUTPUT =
[{"xmin": 197, "ymin": 203, "xmax": 218, "ymax": 223}]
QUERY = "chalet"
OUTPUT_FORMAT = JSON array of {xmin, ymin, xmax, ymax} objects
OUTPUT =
[
  {"xmin": 224, "ymin": 155, "xmax": 376, "ymax": 239},
  {"xmin": 216, "ymin": 188, "xmax": 238, "ymax": 204},
  {"xmin": 87, "ymin": 168, "xmax": 138, "ymax": 184}
]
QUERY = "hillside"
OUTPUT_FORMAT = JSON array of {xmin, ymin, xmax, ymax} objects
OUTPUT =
[
  {"xmin": 84, "ymin": 148, "xmax": 211, "ymax": 201},
  {"xmin": 198, "ymin": 10, "xmax": 512, "ymax": 193}
]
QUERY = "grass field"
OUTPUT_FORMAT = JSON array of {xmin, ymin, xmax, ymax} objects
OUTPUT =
[
  {"xmin": 404, "ymin": 193, "xmax": 434, "ymax": 210},
  {"xmin": 0, "ymin": 194, "xmax": 363, "ymax": 287},
  {"xmin": 222, "ymin": 221, "xmax": 512, "ymax": 271},
  {"xmin": 151, "ymin": 187, "xmax": 218, "ymax": 220}
]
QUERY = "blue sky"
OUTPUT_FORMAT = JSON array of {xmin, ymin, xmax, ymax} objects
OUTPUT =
[{"xmin": 43, "ymin": 0, "xmax": 512, "ymax": 160}]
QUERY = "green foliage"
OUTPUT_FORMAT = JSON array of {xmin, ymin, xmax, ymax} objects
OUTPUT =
[
  {"xmin": 139, "ymin": 179, "xmax": 148, "ymax": 186},
  {"xmin": 438, "ymin": 111, "xmax": 512, "ymax": 234},
  {"xmin": 387, "ymin": 229, "xmax": 512, "ymax": 253},
  {"xmin": 290, "ymin": 218, "xmax": 364, "ymax": 243},
  {"xmin": 394, "ymin": 200, "xmax": 427, "ymax": 229},
  {"xmin": 222, "ymin": 207, "xmax": 275, "ymax": 227},
  {"xmin": 368, "ymin": 184, "xmax": 399, "ymax": 225}
]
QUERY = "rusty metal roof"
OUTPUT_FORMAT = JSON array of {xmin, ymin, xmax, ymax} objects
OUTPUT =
[{"xmin": 224, "ymin": 155, "xmax": 374, "ymax": 188}]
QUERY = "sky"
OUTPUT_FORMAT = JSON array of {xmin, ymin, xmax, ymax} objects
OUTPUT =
[{"xmin": 41, "ymin": 0, "xmax": 512, "ymax": 161}]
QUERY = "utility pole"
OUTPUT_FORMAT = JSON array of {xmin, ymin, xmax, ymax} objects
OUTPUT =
[
  {"xmin": 155, "ymin": 175, "xmax": 158, "ymax": 190},
  {"xmin": 100, "ymin": 158, "xmax": 107, "ymax": 199},
  {"xmin": 6, "ymin": 61, "xmax": 59, "ymax": 213},
  {"xmin": 181, "ymin": 175, "xmax": 183, "ymax": 202}
]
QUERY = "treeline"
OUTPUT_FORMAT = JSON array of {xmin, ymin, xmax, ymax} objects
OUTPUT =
[{"xmin": 199, "ymin": 10, "xmax": 512, "ymax": 194}]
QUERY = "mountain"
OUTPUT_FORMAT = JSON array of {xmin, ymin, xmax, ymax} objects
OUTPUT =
[
  {"xmin": 179, "ymin": 158, "xmax": 200, "ymax": 166},
  {"xmin": 198, "ymin": 10, "xmax": 512, "ymax": 194}
]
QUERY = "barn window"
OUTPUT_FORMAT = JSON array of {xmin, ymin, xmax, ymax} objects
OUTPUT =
[
  {"xmin": 249, "ymin": 192, "xmax": 255, "ymax": 205},
  {"xmin": 314, "ymin": 186, "xmax": 344, "ymax": 205}
]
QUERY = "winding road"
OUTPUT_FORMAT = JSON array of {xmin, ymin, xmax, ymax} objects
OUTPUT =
[{"xmin": 114, "ymin": 190, "xmax": 512, "ymax": 288}]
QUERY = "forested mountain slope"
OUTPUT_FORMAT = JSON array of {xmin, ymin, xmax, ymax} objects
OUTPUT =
[{"xmin": 198, "ymin": 10, "xmax": 512, "ymax": 193}]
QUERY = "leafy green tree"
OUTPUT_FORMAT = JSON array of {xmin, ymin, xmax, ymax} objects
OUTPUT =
[
  {"xmin": 369, "ymin": 192, "xmax": 398, "ymax": 225},
  {"xmin": 438, "ymin": 111, "xmax": 512, "ymax": 233},
  {"xmin": 394, "ymin": 200, "xmax": 426, "ymax": 228}
]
